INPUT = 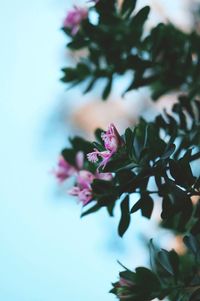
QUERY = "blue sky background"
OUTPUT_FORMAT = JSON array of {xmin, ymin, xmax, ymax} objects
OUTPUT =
[{"xmin": 0, "ymin": 0, "xmax": 184, "ymax": 300}]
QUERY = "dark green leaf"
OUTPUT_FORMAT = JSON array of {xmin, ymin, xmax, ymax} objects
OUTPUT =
[
  {"xmin": 131, "ymin": 193, "xmax": 153, "ymax": 219},
  {"xmin": 189, "ymin": 288, "xmax": 200, "ymax": 301},
  {"xmin": 183, "ymin": 235, "xmax": 200, "ymax": 256},
  {"xmin": 160, "ymin": 143, "xmax": 176, "ymax": 160},
  {"xmin": 81, "ymin": 203, "xmax": 102, "ymax": 217},
  {"xmin": 130, "ymin": 6, "xmax": 150, "ymax": 28},
  {"xmin": 125, "ymin": 127, "xmax": 135, "ymax": 159},
  {"xmin": 118, "ymin": 195, "xmax": 130, "ymax": 237},
  {"xmin": 157, "ymin": 249, "xmax": 176, "ymax": 275},
  {"xmin": 102, "ymin": 76, "xmax": 113, "ymax": 100},
  {"xmin": 135, "ymin": 267, "xmax": 161, "ymax": 292},
  {"xmin": 121, "ymin": 0, "xmax": 137, "ymax": 17}
]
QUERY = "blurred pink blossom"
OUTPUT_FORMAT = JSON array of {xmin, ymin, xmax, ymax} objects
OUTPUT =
[
  {"xmin": 96, "ymin": 172, "xmax": 113, "ymax": 181},
  {"xmin": 54, "ymin": 151, "xmax": 84, "ymax": 182},
  {"xmin": 63, "ymin": 6, "xmax": 88, "ymax": 35},
  {"xmin": 68, "ymin": 170, "xmax": 94, "ymax": 205},
  {"xmin": 69, "ymin": 186, "xmax": 92, "ymax": 206},
  {"xmin": 69, "ymin": 170, "xmax": 113, "ymax": 205},
  {"xmin": 53, "ymin": 156, "xmax": 76, "ymax": 182},
  {"xmin": 77, "ymin": 170, "xmax": 95, "ymax": 188}
]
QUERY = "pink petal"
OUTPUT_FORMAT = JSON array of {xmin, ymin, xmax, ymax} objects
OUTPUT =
[
  {"xmin": 78, "ymin": 188, "xmax": 92, "ymax": 205},
  {"xmin": 96, "ymin": 172, "xmax": 113, "ymax": 181},
  {"xmin": 75, "ymin": 151, "xmax": 84, "ymax": 169},
  {"xmin": 77, "ymin": 170, "xmax": 95, "ymax": 189},
  {"xmin": 68, "ymin": 186, "xmax": 81, "ymax": 196}
]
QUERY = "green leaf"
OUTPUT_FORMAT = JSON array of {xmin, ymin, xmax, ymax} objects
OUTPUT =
[
  {"xmin": 106, "ymin": 201, "xmax": 116, "ymax": 217},
  {"xmin": 135, "ymin": 267, "xmax": 161, "ymax": 292},
  {"xmin": 189, "ymin": 288, "xmax": 200, "ymax": 301},
  {"xmin": 130, "ymin": 200, "xmax": 141, "ymax": 213},
  {"xmin": 61, "ymin": 67, "xmax": 78, "ymax": 82},
  {"xmin": 81, "ymin": 203, "xmax": 102, "ymax": 217},
  {"xmin": 169, "ymin": 157, "xmax": 194, "ymax": 188},
  {"xmin": 118, "ymin": 195, "xmax": 130, "ymax": 237},
  {"xmin": 70, "ymin": 137, "xmax": 94, "ymax": 153},
  {"xmin": 61, "ymin": 149, "xmax": 77, "ymax": 166},
  {"xmin": 157, "ymin": 249, "xmax": 179, "ymax": 277},
  {"xmin": 94, "ymin": 128, "xmax": 104, "ymax": 143},
  {"xmin": 183, "ymin": 235, "xmax": 200, "ymax": 256},
  {"xmin": 121, "ymin": 0, "xmax": 137, "ymax": 17},
  {"xmin": 191, "ymin": 220, "xmax": 200, "ymax": 235},
  {"xmin": 141, "ymin": 194, "xmax": 154, "ymax": 218},
  {"xmin": 130, "ymin": 6, "xmax": 150, "ymax": 39},
  {"xmin": 169, "ymin": 159, "xmax": 185, "ymax": 185},
  {"xmin": 117, "ymin": 170, "xmax": 137, "ymax": 193},
  {"xmin": 173, "ymin": 103, "xmax": 187, "ymax": 130},
  {"xmin": 125, "ymin": 127, "xmax": 135, "ymax": 159},
  {"xmin": 92, "ymin": 179, "xmax": 116, "ymax": 202},
  {"xmin": 102, "ymin": 76, "xmax": 113, "ymax": 100},
  {"xmin": 161, "ymin": 182, "xmax": 193, "ymax": 231},
  {"xmin": 83, "ymin": 77, "xmax": 97, "ymax": 94},
  {"xmin": 131, "ymin": 193, "xmax": 153, "ymax": 219},
  {"xmin": 160, "ymin": 143, "xmax": 176, "ymax": 160}
]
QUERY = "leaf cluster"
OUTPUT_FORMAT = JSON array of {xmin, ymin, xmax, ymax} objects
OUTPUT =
[
  {"xmin": 110, "ymin": 235, "xmax": 200, "ymax": 301},
  {"xmin": 111, "ymin": 234, "xmax": 200, "ymax": 301},
  {"xmin": 61, "ymin": 0, "xmax": 200, "ymax": 100},
  {"xmin": 77, "ymin": 97, "xmax": 200, "ymax": 237}
]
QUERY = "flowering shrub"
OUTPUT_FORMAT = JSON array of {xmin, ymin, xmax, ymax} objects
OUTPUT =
[{"xmin": 55, "ymin": 0, "xmax": 200, "ymax": 300}]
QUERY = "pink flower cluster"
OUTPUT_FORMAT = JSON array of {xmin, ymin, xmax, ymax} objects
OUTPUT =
[
  {"xmin": 115, "ymin": 277, "xmax": 135, "ymax": 299},
  {"xmin": 87, "ymin": 124, "xmax": 123, "ymax": 169},
  {"xmin": 54, "ymin": 152, "xmax": 112, "ymax": 206},
  {"xmin": 63, "ymin": 6, "xmax": 88, "ymax": 35},
  {"xmin": 69, "ymin": 170, "xmax": 112, "ymax": 206}
]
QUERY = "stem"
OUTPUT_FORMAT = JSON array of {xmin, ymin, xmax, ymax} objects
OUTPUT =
[
  {"xmin": 188, "ymin": 191, "xmax": 200, "ymax": 197},
  {"xmin": 147, "ymin": 190, "xmax": 159, "ymax": 194},
  {"xmin": 191, "ymin": 152, "xmax": 200, "ymax": 162}
]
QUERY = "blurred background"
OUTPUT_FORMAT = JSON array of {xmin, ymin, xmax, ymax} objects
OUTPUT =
[{"xmin": 0, "ymin": 0, "xmax": 199, "ymax": 300}]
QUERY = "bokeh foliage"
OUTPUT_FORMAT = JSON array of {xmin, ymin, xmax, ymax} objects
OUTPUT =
[{"xmin": 62, "ymin": 0, "xmax": 200, "ymax": 100}]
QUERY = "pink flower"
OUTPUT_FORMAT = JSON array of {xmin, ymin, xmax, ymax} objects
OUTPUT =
[
  {"xmin": 78, "ymin": 188, "xmax": 93, "ymax": 205},
  {"xmin": 69, "ymin": 186, "xmax": 92, "ymax": 206},
  {"xmin": 113, "ymin": 277, "xmax": 135, "ymax": 300},
  {"xmin": 63, "ymin": 6, "xmax": 88, "ymax": 35},
  {"xmin": 77, "ymin": 170, "xmax": 95, "ymax": 189},
  {"xmin": 101, "ymin": 123, "xmax": 122, "ymax": 152},
  {"xmin": 96, "ymin": 172, "xmax": 113, "ymax": 181},
  {"xmin": 87, "ymin": 124, "xmax": 123, "ymax": 169},
  {"xmin": 54, "ymin": 151, "xmax": 84, "ymax": 182},
  {"xmin": 68, "ymin": 186, "xmax": 80, "ymax": 196},
  {"xmin": 69, "ymin": 170, "xmax": 94, "ymax": 205},
  {"xmin": 53, "ymin": 156, "xmax": 76, "ymax": 182},
  {"xmin": 87, "ymin": 149, "xmax": 112, "ymax": 169},
  {"xmin": 75, "ymin": 151, "xmax": 84, "ymax": 169},
  {"xmin": 68, "ymin": 170, "xmax": 112, "ymax": 206},
  {"xmin": 119, "ymin": 277, "xmax": 134, "ymax": 287}
]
